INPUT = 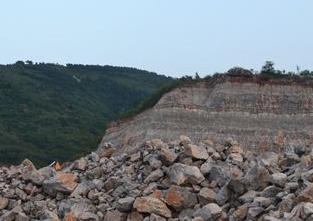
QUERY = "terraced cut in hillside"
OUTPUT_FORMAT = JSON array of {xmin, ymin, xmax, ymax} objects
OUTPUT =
[{"xmin": 100, "ymin": 73, "xmax": 313, "ymax": 154}]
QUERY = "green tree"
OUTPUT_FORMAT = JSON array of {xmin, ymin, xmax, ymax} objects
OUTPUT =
[
  {"xmin": 261, "ymin": 61, "xmax": 275, "ymax": 75},
  {"xmin": 299, "ymin": 70, "xmax": 311, "ymax": 76}
]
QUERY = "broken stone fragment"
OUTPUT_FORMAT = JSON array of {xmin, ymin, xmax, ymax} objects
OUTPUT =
[
  {"xmin": 227, "ymin": 178, "xmax": 246, "ymax": 196},
  {"xmin": 159, "ymin": 147, "xmax": 178, "ymax": 165},
  {"xmin": 216, "ymin": 185, "xmax": 230, "ymax": 206},
  {"xmin": 231, "ymin": 203, "xmax": 248, "ymax": 221},
  {"xmin": 165, "ymin": 185, "xmax": 198, "ymax": 211},
  {"xmin": 184, "ymin": 143, "xmax": 209, "ymax": 160},
  {"xmin": 193, "ymin": 203, "xmax": 222, "ymax": 221},
  {"xmin": 38, "ymin": 166, "xmax": 56, "ymax": 180},
  {"xmin": 43, "ymin": 172, "xmax": 78, "ymax": 195},
  {"xmin": 179, "ymin": 135, "xmax": 192, "ymax": 146},
  {"xmin": 252, "ymin": 197, "xmax": 272, "ymax": 208},
  {"xmin": 247, "ymin": 206, "xmax": 264, "ymax": 219},
  {"xmin": 149, "ymin": 213, "xmax": 167, "ymax": 221},
  {"xmin": 286, "ymin": 202, "xmax": 313, "ymax": 220},
  {"xmin": 65, "ymin": 202, "xmax": 98, "ymax": 221},
  {"xmin": 296, "ymin": 184, "xmax": 313, "ymax": 203},
  {"xmin": 70, "ymin": 181, "xmax": 94, "ymax": 198},
  {"xmin": 244, "ymin": 164, "xmax": 271, "ymax": 190},
  {"xmin": 127, "ymin": 211, "xmax": 143, "ymax": 221},
  {"xmin": 227, "ymin": 153, "xmax": 243, "ymax": 165},
  {"xmin": 0, "ymin": 206, "xmax": 29, "ymax": 221},
  {"xmin": 238, "ymin": 190, "xmax": 258, "ymax": 204},
  {"xmin": 206, "ymin": 164, "xmax": 231, "ymax": 187},
  {"xmin": 270, "ymin": 172, "xmax": 287, "ymax": 187},
  {"xmin": 146, "ymin": 139, "xmax": 166, "ymax": 150},
  {"xmin": 198, "ymin": 187, "xmax": 216, "ymax": 205},
  {"xmin": 130, "ymin": 152, "xmax": 142, "ymax": 162},
  {"xmin": 73, "ymin": 157, "xmax": 88, "ymax": 171},
  {"xmin": 133, "ymin": 196, "xmax": 172, "ymax": 218},
  {"xmin": 117, "ymin": 197, "xmax": 135, "ymax": 212},
  {"xmin": 104, "ymin": 176, "xmax": 120, "ymax": 191},
  {"xmin": 301, "ymin": 168, "xmax": 313, "ymax": 182},
  {"xmin": 226, "ymin": 144, "xmax": 244, "ymax": 164},
  {"xmin": 0, "ymin": 196, "xmax": 9, "ymax": 210},
  {"xmin": 20, "ymin": 159, "xmax": 45, "ymax": 185},
  {"xmin": 168, "ymin": 163, "xmax": 205, "ymax": 185},
  {"xmin": 99, "ymin": 147, "xmax": 116, "ymax": 159},
  {"xmin": 40, "ymin": 210, "xmax": 60, "ymax": 221},
  {"xmin": 260, "ymin": 185, "xmax": 281, "ymax": 198},
  {"xmin": 103, "ymin": 210, "xmax": 127, "ymax": 221},
  {"xmin": 144, "ymin": 169, "xmax": 164, "ymax": 183}
]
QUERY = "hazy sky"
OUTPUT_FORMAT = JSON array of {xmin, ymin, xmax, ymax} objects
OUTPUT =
[{"xmin": 0, "ymin": 1, "xmax": 312, "ymax": 77}]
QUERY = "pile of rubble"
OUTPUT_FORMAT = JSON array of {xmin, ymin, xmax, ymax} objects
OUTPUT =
[{"xmin": 1, "ymin": 136, "xmax": 313, "ymax": 220}]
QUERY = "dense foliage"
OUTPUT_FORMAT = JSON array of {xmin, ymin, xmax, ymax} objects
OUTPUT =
[
  {"xmin": 0, "ymin": 61, "xmax": 173, "ymax": 166},
  {"xmin": 260, "ymin": 61, "xmax": 313, "ymax": 77}
]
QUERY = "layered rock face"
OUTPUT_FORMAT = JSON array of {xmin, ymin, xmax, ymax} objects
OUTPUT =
[{"xmin": 100, "ymin": 75, "xmax": 313, "ymax": 153}]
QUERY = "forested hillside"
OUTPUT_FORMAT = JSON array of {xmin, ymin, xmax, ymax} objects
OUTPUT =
[{"xmin": 0, "ymin": 61, "xmax": 173, "ymax": 166}]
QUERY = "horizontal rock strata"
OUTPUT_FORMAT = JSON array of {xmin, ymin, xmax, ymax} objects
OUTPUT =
[{"xmin": 100, "ymin": 75, "xmax": 313, "ymax": 153}]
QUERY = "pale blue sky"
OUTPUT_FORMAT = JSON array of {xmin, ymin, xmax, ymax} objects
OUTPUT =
[{"xmin": 0, "ymin": 0, "xmax": 312, "ymax": 77}]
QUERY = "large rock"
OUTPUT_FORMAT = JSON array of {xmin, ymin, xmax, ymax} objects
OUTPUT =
[
  {"xmin": 99, "ymin": 147, "xmax": 116, "ymax": 159},
  {"xmin": 65, "ymin": 202, "xmax": 98, "ymax": 221},
  {"xmin": 239, "ymin": 190, "xmax": 258, "ymax": 204},
  {"xmin": 260, "ymin": 186, "xmax": 281, "ymax": 198},
  {"xmin": 144, "ymin": 169, "xmax": 164, "ymax": 184},
  {"xmin": 146, "ymin": 139, "xmax": 166, "ymax": 149},
  {"xmin": 244, "ymin": 164, "xmax": 271, "ymax": 190},
  {"xmin": 159, "ymin": 147, "xmax": 178, "ymax": 165},
  {"xmin": 231, "ymin": 204, "xmax": 248, "ymax": 221},
  {"xmin": 0, "ymin": 196, "xmax": 9, "ymax": 210},
  {"xmin": 287, "ymin": 202, "xmax": 313, "ymax": 220},
  {"xmin": 73, "ymin": 158, "xmax": 88, "ymax": 171},
  {"xmin": 40, "ymin": 210, "xmax": 60, "ymax": 221},
  {"xmin": 198, "ymin": 188, "xmax": 216, "ymax": 205},
  {"xmin": 103, "ymin": 210, "xmax": 126, "ymax": 221},
  {"xmin": 193, "ymin": 203, "xmax": 222, "ymax": 221},
  {"xmin": 1, "ymin": 206, "xmax": 29, "ymax": 221},
  {"xmin": 43, "ymin": 172, "xmax": 78, "ymax": 195},
  {"xmin": 165, "ymin": 185, "xmax": 198, "ymax": 211},
  {"xmin": 127, "ymin": 211, "xmax": 143, "ymax": 221},
  {"xmin": 247, "ymin": 206, "xmax": 264, "ymax": 219},
  {"xmin": 216, "ymin": 185, "xmax": 230, "ymax": 206},
  {"xmin": 184, "ymin": 143, "xmax": 209, "ymax": 160},
  {"xmin": 270, "ymin": 173, "xmax": 287, "ymax": 187},
  {"xmin": 149, "ymin": 213, "xmax": 167, "ymax": 221},
  {"xmin": 168, "ymin": 163, "xmax": 205, "ymax": 185},
  {"xmin": 226, "ymin": 144, "xmax": 244, "ymax": 165},
  {"xmin": 296, "ymin": 184, "xmax": 313, "ymax": 203},
  {"xmin": 70, "ymin": 181, "xmax": 94, "ymax": 198},
  {"xmin": 133, "ymin": 197, "xmax": 172, "ymax": 218},
  {"xmin": 206, "ymin": 164, "xmax": 231, "ymax": 187},
  {"xmin": 20, "ymin": 159, "xmax": 45, "ymax": 185},
  {"xmin": 117, "ymin": 197, "xmax": 135, "ymax": 212}
]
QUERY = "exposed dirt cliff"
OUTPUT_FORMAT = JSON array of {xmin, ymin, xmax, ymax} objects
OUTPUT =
[{"xmin": 100, "ymin": 72, "xmax": 313, "ymax": 153}]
